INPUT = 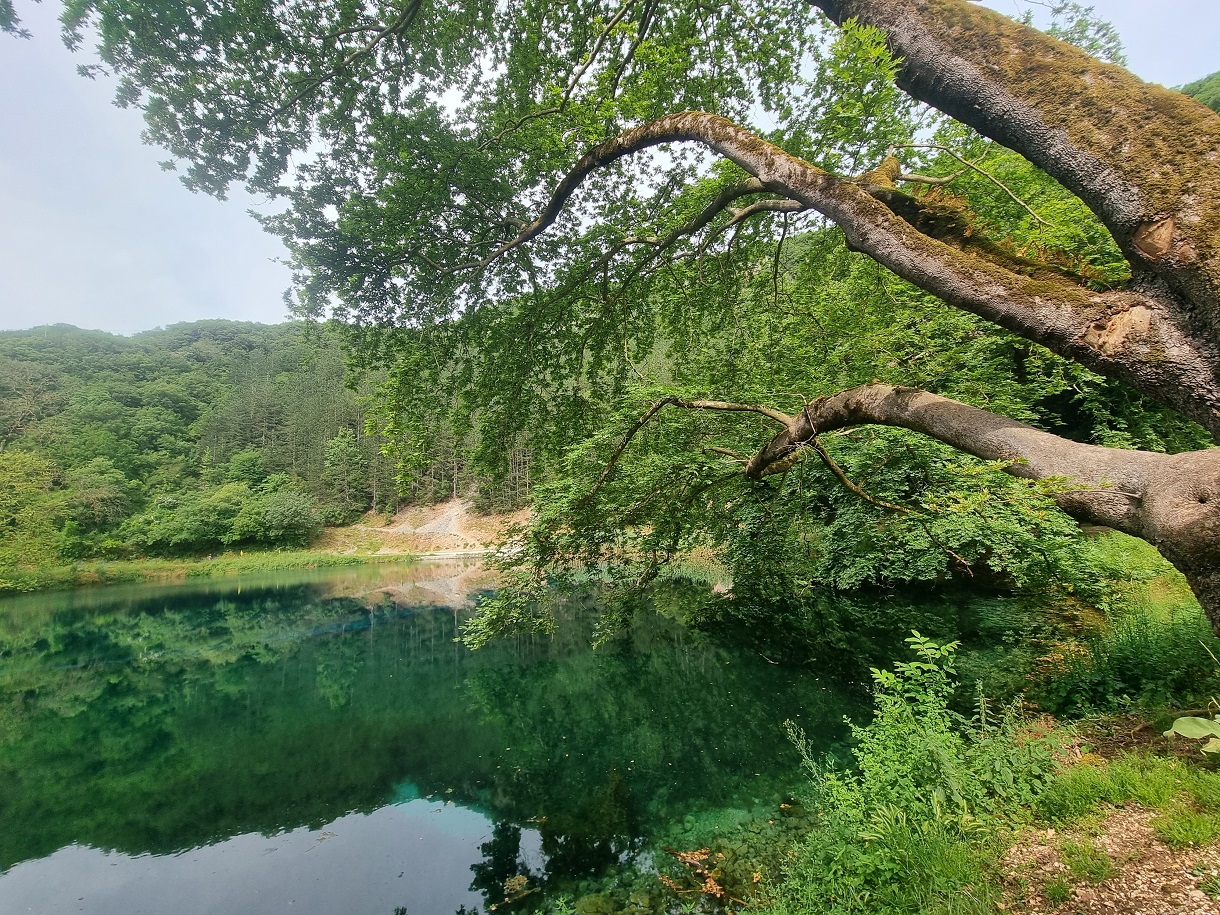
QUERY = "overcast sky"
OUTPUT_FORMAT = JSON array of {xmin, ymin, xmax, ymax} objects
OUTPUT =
[{"xmin": 1, "ymin": 1, "xmax": 1217, "ymax": 336}]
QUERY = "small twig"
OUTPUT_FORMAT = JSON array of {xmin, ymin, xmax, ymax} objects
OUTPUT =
[
  {"xmin": 478, "ymin": 107, "xmax": 563, "ymax": 150},
  {"xmin": 624, "ymin": 336, "xmax": 648, "ymax": 382},
  {"xmin": 807, "ymin": 436, "xmax": 911, "ymax": 514},
  {"xmin": 278, "ymin": 0, "xmax": 420, "ymax": 114},
  {"xmin": 916, "ymin": 516, "xmax": 975, "ymax": 576},
  {"xmin": 705, "ymin": 446, "xmax": 747, "ymax": 462},
  {"xmin": 480, "ymin": 0, "xmax": 637, "ymax": 151},
  {"xmin": 584, "ymin": 397, "xmax": 792, "ymax": 502},
  {"xmin": 723, "ymin": 198, "xmax": 806, "ymax": 232},
  {"xmin": 772, "ymin": 211, "xmax": 790, "ymax": 311},
  {"xmin": 559, "ymin": 0, "xmax": 637, "ymax": 110},
  {"xmin": 891, "ymin": 142, "xmax": 1052, "ymax": 228},
  {"xmin": 677, "ymin": 398, "xmax": 792, "ymax": 426},
  {"xmin": 585, "ymin": 397, "xmax": 676, "ymax": 502},
  {"xmin": 607, "ymin": 0, "xmax": 657, "ymax": 98}
]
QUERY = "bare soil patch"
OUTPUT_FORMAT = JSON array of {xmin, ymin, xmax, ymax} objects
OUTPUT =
[
  {"xmin": 1004, "ymin": 806, "xmax": 1220, "ymax": 914},
  {"xmin": 314, "ymin": 499, "xmax": 527, "ymax": 557}
]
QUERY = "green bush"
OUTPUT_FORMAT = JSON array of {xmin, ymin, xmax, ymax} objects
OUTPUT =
[
  {"xmin": 763, "ymin": 634, "xmax": 1058, "ymax": 915},
  {"xmin": 1037, "ymin": 606, "xmax": 1220, "ymax": 715},
  {"xmin": 1037, "ymin": 755, "xmax": 1181, "ymax": 824},
  {"xmin": 1036, "ymin": 754, "xmax": 1220, "ymax": 834},
  {"xmin": 1032, "ymin": 533, "xmax": 1218, "ymax": 714}
]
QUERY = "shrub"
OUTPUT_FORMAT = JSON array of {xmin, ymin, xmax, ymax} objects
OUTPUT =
[
  {"xmin": 1034, "ymin": 535, "xmax": 1218, "ymax": 714},
  {"xmin": 1037, "ymin": 606, "xmax": 1220, "ymax": 714},
  {"xmin": 764, "ymin": 634, "xmax": 1058, "ymax": 915}
]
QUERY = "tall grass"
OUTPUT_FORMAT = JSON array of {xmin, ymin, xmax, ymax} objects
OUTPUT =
[
  {"xmin": 1035, "ymin": 534, "xmax": 1219, "ymax": 714},
  {"xmin": 0, "ymin": 550, "xmax": 415, "ymax": 596}
]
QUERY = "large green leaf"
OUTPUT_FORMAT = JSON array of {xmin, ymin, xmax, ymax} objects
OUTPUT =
[{"xmin": 1164, "ymin": 717, "xmax": 1220, "ymax": 740}]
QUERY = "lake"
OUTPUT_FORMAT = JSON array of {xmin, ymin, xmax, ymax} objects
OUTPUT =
[{"xmin": 0, "ymin": 560, "xmax": 863, "ymax": 914}]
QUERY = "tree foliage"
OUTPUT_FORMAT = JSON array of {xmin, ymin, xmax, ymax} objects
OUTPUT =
[
  {"xmin": 16, "ymin": 0, "xmax": 1220, "ymax": 625},
  {"xmin": 0, "ymin": 322, "xmax": 432, "ymax": 585},
  {"xmin": 1182, "ymin": 70, "xmax": 1220, "ymax": 114}
]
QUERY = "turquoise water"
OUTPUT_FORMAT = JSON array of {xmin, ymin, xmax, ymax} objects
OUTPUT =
[{"xmin": 0, "ymin": 561, "xmax": 860, "ymax": 914}]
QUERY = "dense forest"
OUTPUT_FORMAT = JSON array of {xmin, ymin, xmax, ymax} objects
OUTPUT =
[{"xmin": 0, "ymin": 320, "xmax": 535, "ymax": 592}]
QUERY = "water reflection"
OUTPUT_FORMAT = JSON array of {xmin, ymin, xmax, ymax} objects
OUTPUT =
[
  {"xmin": 0, "ymin": 799, "xmax": 537, "ymax": 915},
  {"xmin": 0, "ymin": 560, "xmax": 860, "ymax": 913}
]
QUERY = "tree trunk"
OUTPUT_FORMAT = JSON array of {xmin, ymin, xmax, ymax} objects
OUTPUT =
[{"xmin": 809, "ymin": 0, "xmax": 1220, "ymax": 342}]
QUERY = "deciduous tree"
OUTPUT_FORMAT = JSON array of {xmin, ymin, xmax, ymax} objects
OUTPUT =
[{"xmin": 35, "ymin": 0, "xmax": 1220, "ymax": 623}]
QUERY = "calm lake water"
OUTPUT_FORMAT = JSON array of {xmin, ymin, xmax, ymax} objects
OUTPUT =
[{"xmin": 0, "ymin": 561, "xmax": 862, "ymax": 915}]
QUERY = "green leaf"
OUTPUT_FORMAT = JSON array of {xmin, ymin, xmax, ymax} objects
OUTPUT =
[{"xmin": 1163, "ymin": 717, "xmax": 1220, "ymax": 740}]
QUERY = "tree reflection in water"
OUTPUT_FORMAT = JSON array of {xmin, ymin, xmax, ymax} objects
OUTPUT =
[{"xmin": 0, "ymin": 562, "xmax": 860, "ymax": 912}]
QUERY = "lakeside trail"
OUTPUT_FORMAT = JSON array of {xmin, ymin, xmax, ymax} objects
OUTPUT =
[
  {"xmin": 1004, "ymin": 804, "xmax": 1220, "ymax": 915},
  {"xmin": 314, "ymin": 499, "xmax": 528, "ymax": 559}
]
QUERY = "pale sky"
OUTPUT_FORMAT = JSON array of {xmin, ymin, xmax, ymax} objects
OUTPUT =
[{"xmin": 0, "ymin": 1, "xmax": 1217, "ymax": 336}]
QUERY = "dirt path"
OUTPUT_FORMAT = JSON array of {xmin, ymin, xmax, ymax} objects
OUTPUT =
[{"xmin": 1004, "ymin": 805, "xmax": 1220, "ymax": 914}]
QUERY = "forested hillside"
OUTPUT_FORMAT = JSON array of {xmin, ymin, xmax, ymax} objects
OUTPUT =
[
  {"xmin": 0, "ymin": 321, "xmax": 530, "ymax": 591},
  {"xmin": 1182, "ymin": 70, "xmax": 1220, "ymax": 113}
]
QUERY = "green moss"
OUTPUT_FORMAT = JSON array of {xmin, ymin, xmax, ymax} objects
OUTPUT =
[
  {"xmin": 924, "ymin": 0, "xmax": 1220, "ymax": 312},
  {"xmin": 574, "ymin": 893, "xmax": 617, "ymax": 915}
]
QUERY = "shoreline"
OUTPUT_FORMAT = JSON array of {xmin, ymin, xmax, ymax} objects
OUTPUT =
[
  {"xmin": 0, "ymin": 548, "xmax": 452, "ymax": 598},
  {"xmin": 1, "ymin": 499, "xmax": 517, "ymax": 598}
]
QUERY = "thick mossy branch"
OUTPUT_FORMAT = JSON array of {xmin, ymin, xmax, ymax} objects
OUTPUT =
[
  {"xmin": 473, "ymin": 110, "xmax": 1220, "ymax": 435},
  {"xmin": 812, "ymin": 0, "xmax": 1220, "ymax": 341}
]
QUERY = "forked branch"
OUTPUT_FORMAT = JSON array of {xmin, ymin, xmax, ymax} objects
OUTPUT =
[
  {"xmin": 584, "ymin": 394, "xmax": 792, "ymax": 501},
  {"xmin": 448, "ymin": 111, "xmax": 1220, "ymax": 434},
  {"xmin": 890, "ymin": 143, "xmax": 1051, "ymax": 228}
]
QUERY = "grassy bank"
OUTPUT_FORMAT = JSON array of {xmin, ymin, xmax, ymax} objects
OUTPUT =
[
  {"xmin": 0, "ymin": 549, "xmax": 417, "ymax": 596},
  {"xmin": 563, "ymin": 632, "xmax": 1220, "ymax": 915}
]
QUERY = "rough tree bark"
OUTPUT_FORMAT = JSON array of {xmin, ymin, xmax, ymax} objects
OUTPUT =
[
  {"xmin": 810, "ymin": 0, "xmax": 1220, "ymax": 347},
  {"xmin": 795, "ymin": 0, "xmax": 1220, "ymax": 624},
  {"xmin": 486, "ymin": 0, "xmax": 1220, "ymax": 625}
]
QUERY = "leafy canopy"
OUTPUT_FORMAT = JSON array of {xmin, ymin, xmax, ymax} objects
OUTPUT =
[{"xmin": 26, "ymin": 1, "xmax": 1212, "ymax": 632}]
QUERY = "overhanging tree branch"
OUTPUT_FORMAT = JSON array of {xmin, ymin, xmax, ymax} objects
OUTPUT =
[
  {"xmin": 809, "ymin": 0, "xmax": 1220, "ymax": 339},
  {"xmin": 585, "ymin": 395, "xmax": 793, "ymax": 501},
  {"xmin": 740, "ymin": 381, "xmax": 1220, "ymax": 618},
  {"xmin": 466, "ymin": 110, "xmax": 1220, "ymax": 434}
]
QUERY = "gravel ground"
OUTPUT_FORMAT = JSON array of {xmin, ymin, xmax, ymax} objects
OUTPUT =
[{"xmin": 1003, "ymin": 806, "xmax": 1220, "ymax": 915}]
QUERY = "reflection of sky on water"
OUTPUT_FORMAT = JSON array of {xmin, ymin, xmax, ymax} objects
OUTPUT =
[
  {"xmin": 0, "ymin": 798, "xmax": 542, "ymax": 915},
  {"xmin": 0, "ymin": 565, "xmax": 857, "ymax": 912}
]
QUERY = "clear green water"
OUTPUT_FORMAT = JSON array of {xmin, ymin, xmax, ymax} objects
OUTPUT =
[{"xmin": 0, "ymin": 560, "xmax": 862, "ymax": 914}]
